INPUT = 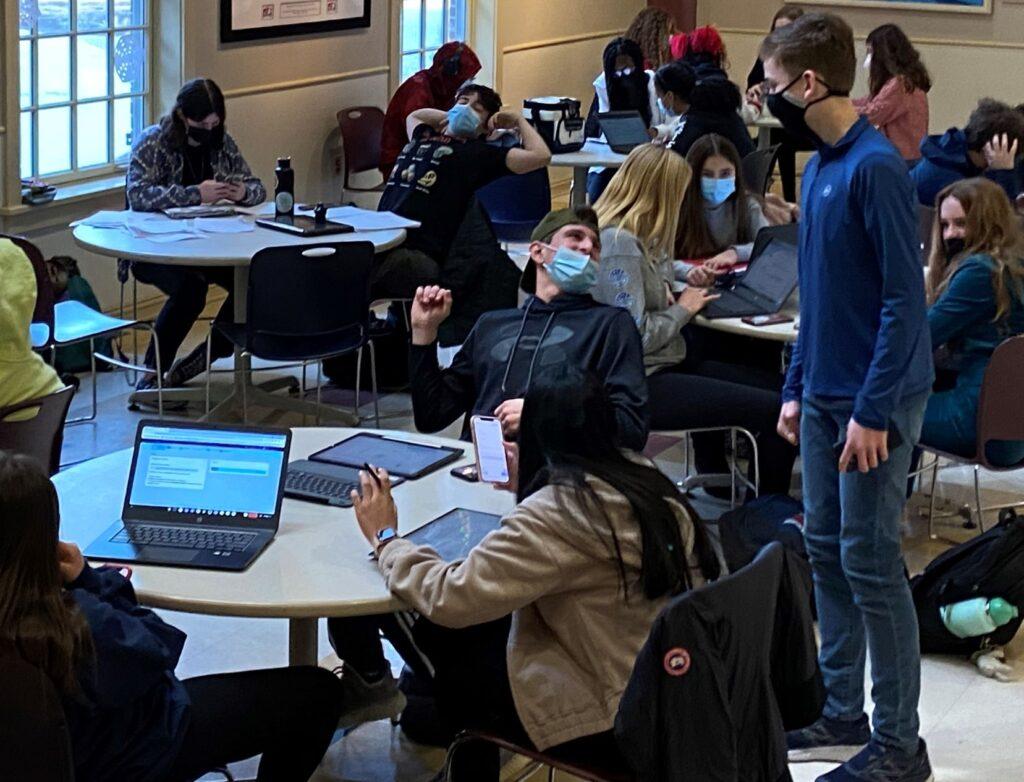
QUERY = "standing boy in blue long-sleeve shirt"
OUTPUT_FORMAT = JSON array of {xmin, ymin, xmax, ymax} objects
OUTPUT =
[{"xmin": 760, "ymin": 13, "xmax": 934, "ymax": 782}]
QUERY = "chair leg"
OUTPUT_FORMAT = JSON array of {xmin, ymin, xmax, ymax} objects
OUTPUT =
[
  {"xmin": 973, "ymin": 465, "xmax": 985, "ymax": 533},
  {"xmin": 204, "ymin": 332, "xmax": 213, "ymax": 417},
  {"xmin": 316, "ymin": 361, "xmax": 323, "ymax": 426},
  {"xmin": 369, "ymin": 340, "xmax": 380, "ymax": 428},
  {"xmin": 928, "ymin": 457, "xmax": 939, "ymax": 539},
  {"xmin": 354, "ymin": 346, "xmax": 364, "ymax": 422},
  {"xmin": 240, "ymin": 352, "xmax": 249, "ymax": 424},
  {"xmin": 89, "ymin": 338, "xmax": 98, "ymax": 421},
  {"xmin": 730, "ymin": 428, "xmax": 737, "ymax": 508}
]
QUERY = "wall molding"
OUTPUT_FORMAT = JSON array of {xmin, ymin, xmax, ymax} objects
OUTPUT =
[
  {"xmin": 503, "ymin": 29, "xmax": 620, "ymax": 55},
  {"xmin": 221, "ymin": 65, "xmax": 391, "ymax": 100},
  {"xmin": 717, "ymin": 26, "xmax": 1024, "ymax": 52}
]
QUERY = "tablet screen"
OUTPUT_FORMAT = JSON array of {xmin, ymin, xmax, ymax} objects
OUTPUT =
[
  {"xmin": 404, "ymin": 508, "xmax": 503, "ymax": 561},
  {"xmin": 309, "ymin": 433, "xmax": 462, "ymax": 478}
]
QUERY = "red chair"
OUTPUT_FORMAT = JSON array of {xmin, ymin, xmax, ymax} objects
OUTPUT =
[{"xmin": 336, "ymin": 106, "xmax": 386, "ymax": 193}]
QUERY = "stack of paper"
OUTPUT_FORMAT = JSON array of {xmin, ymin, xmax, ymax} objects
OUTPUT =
[
  {"xmin": 323, "ymin": 206, "xmax": 421, "ymax": 231},
  {"xmin": 71, "ymin": 210, "xmax": 131, "ymax": 228}
]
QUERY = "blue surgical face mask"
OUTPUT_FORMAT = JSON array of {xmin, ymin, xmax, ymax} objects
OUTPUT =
[
  {"xmin": 446, "ymin": 102, "xmax": 481, "ymax": 137},
  {"xmin": 701, "ymin": 176, "xmax": 736, "ymax": 206},
  {"xmin": 542, "ymin": 243, "xmax": 597, "ymax": 294}
]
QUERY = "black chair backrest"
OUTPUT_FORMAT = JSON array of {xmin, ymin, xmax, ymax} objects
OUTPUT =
[
  {"xmin": 0, "ymin": 648, "xmax": 75, "ymax": 781},
  {"xmin": 0, "ymin": 385, "xmax": 74, "ymax": 476},
  {"xmin": 1, "ymin": 232, "xmax": 55, "ymax": 349},
  {"xmin": 917, "ymin": 203, "xmax": 936, "ymax": 266},
  {"xmin": 245, "ymin": 242, "xmax": 376, "ymax": 361},
  {"xmin": 740, "ymin": 145, "xmax": 781, "ymax": 197}
]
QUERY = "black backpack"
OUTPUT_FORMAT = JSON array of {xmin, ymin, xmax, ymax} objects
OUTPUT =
[{"xmin": 911, "ymin": 509, "xmax": 1024, "ymax": 656}]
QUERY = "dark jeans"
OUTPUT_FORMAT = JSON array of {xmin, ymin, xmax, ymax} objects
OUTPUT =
[
  {"xmin": 648, "ymin": 357, "xmax": 797, "ymax": 497},
  {"xmin": 327, "ymin": 614, "xmax": 626, "ymax": 780},
  {"xmin": 131, "ymin": 262, "xmax": 234, "ymax": 372},
  {"xmin": 165, "ymin": 666, "xmax": 343, "ymax": 782},
  {"xmin": 586, "ymin": 169, "xmax": 615, "ymax": 205}
]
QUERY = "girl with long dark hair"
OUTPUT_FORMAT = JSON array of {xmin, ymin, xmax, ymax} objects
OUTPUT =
[
  {"xmin": 345, "ymin": 368, "xmax": 721, "ymax": 778},
  {"xmin": 853, "ymin": 24, "xmax": 931, "ymax": 162},
  {"xmin": 0, "ymin": 452, "xmax": 343, "ymax": 781}
]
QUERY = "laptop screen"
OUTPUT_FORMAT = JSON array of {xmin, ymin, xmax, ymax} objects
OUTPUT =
[
  {"xmin": 737, "ymin": 240, "xmax": 798, "ymax": 307},
  {"xmin": 126, "ymin": 424, "xmax": 289, "ymax": 522}
]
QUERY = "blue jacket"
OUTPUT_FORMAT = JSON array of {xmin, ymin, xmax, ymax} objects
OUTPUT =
[
  {"xmin": 783, "ymin": 117, "xmax": 933, "ymax": 429},
  {"xmin": 910, "ymin": 128, "xmax": 1020, "ymax": 207},
  {"xmin": 64, "ymin": 565, "xmax": 190, "ymax": 782}
]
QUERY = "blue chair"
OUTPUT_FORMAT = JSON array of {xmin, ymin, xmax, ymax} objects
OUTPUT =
[{"xmin": 477, "ymin": 169, "xmax": 552, "ymax": 244}]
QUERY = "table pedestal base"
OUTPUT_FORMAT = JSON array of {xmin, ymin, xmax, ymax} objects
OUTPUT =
[{"xmin": 289, "ymin": 617, "xmax": 319, "ymax": 666}]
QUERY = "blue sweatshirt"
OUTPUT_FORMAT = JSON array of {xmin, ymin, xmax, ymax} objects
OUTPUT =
[
  {"xmin": 64, "ymin": 565, "xmax": 190, "ymax": 782},
  {"xmin": 910, "ymin": 128, "xmax": 1021, "ymax": 207},
  {"xmin": 783, "ymin": 117, "xmax": 933, "ymax": 429}
]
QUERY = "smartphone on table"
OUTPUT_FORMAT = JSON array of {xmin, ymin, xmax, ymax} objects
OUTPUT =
[
  {"xmin": 742, "ymin": 313, "xmax": 794, "ymax": 327},
  {"xmin": 470, "ymin": 415, "xmax": 510, "ymax": 484}
]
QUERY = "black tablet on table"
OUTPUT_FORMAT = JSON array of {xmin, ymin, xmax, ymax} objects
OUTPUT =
[
  {"xmin": 308, "ymin": 432, "xmax": 463, "ymax": 479},
  {"xmin": 404, "ymin": 508, "xmax": 503, "ymax": 561}
]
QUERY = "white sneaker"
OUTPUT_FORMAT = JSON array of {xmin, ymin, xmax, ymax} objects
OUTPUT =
[{"xmin": 333, "ymin": 663, "xmax": 407, "ymax": 728}]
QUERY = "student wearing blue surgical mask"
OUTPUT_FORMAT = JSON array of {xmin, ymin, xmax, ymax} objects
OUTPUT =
[{"xmin": 675, "ymin": 133, "xmax": 768, "ymax": 271}]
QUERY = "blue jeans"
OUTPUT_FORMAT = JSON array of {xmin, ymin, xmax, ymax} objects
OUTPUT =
[{"xmin": 800, "ymin": 392, "xmax": 927, "ymax": 754}]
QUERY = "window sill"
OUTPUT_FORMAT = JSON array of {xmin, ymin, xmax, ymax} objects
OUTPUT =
[{"xmin": 0, "ymin": 173, "xmax": 126, "ymax": 218}]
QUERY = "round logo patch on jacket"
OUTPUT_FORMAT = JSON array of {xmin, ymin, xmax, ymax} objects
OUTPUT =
[{"xmin": 663, "ymin": 647, "xmax": 691, "ymax": 676}]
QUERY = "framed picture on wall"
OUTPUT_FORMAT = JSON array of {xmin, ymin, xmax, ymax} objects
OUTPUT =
[
  {"xmin": 786, "ymin": 0, "xmax": 990, "ymax": 13},
  {"xmin": 220, "ymin": 0, "xmax": 371, "ymax": 43}
]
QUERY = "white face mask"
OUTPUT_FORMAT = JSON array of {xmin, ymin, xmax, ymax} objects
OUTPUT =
[{"xmin": 863, "ymin": 53, "xmax": 872, "ymax": 70}]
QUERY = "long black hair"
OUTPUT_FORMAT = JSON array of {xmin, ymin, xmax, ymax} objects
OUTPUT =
[
  {"xmin": 516, "ymin": 369, "xmax": 720, "ymax": 600},
  {"xmin": 602, "ymin": 37, "xmax": 652, "ymax": 127},
  {"xmin": 160, "ymin": 78, "xmax": 227, "ymax": 150}
]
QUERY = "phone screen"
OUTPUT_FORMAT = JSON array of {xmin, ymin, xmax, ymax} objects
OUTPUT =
[{"xmin": 471, "ymin": 416, "xmax": 509, "ymax": 484}]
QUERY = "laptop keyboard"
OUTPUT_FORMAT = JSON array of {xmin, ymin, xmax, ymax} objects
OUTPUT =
[
  {"xmin": 112, "ymin": 525, "xmax": 256, "ymax": 552},
  {"xmin": 285, "ymin": 469, "xmax": 356, "ymax": 506}
]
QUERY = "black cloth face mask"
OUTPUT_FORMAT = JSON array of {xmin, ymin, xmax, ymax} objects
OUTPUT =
[
  {"xmin": 943, "ymin": 237, "xmax": 966, "ymax": 262},
  {"xmin": 766, "ymin": 73, "xmax": 848, "ymax": 147},
  {"xmin": 186, "ymin": 125, "xmax": 213, "ymax": 146}
]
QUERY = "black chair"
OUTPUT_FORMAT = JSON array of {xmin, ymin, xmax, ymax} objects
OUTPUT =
[
  {"xmin": 207, "ymin": 242, "xmax": 380, "ymax": 425},
  {"xmin": 0, "ymin": 385, "xmax": 75, "ymax": 475},
  {"xmin": 917, "ymin": 203, "xmax": 936, "ymax": 265},
  {"xmin": 741, "ymin": 144, "xmax": 782, "ymax": 197},
  {"xmin": 0, "ymin": 648, "xmax": 75, "ymax": 781}
]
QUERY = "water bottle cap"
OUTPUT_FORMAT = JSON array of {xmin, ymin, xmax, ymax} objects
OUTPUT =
[
  {"xmin": 987, "ymin": 598, "xmax": 1019, "ymax": 626},
  {"xmin": 277, "ymin": 157, "xmax": 291, "ymax": 168}
]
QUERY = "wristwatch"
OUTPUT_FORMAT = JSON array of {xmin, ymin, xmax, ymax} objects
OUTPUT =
[{"xmin": 375, "ymin": 527, "xmax": 399, "ymax": 554}]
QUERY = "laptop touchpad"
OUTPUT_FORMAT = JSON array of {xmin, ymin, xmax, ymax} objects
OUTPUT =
[{"xmin": 136, "ymin": 547, "xmax": 201, "ymax": 563}]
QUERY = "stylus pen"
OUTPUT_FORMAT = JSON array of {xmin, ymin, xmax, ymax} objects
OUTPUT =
[{"xmin": 363, "ymin": 462, "xmax": 382, "ymax": 487}]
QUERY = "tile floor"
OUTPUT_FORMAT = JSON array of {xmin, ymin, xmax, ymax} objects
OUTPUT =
[{"xmin": 57, "ymin": 329, "xmax": 1024, "ymax": 782}]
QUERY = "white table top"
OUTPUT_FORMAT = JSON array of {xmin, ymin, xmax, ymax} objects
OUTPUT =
[
  {"xmin": 694, "ymin": 305, "xmax": 799, "ymax": 343},
  {"xmin": 749, "ymin": 115, "xmax": 782, "ymax": 130},
  {"xmin": 550, "ymin": 139, "xmax": 627, "ymax": 169},
  {"xmin": 54, "ymin": 428, "xmax": 515, "ymax": 619},
  {"xmin": 72, "ymin": 218, "xmax": 406, "ymax": 266}
]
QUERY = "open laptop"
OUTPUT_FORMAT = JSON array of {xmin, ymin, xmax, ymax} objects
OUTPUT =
[
  {"xmin": 85, "ymin": 421, "xmax": 292, "ymax": 572},
  {"xmin": 702, "ymin": 231, "xmax": 799, "ymax": 320},
  {"xmin": 597, "ymin": 111, "xmax": 650, "ymax": 153}
]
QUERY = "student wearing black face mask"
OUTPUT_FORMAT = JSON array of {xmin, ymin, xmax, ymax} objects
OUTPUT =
[{"xmin": 126, "ymin": 78, "xmax": 266, "ymax": 394}]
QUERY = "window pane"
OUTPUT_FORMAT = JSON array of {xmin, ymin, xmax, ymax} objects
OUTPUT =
[
  {"xmin": 38, "ymin": 106, "xmax": 72, "ymax": 174},
  {"xmin": 77, "ymin": 0, "xmax": 110, "ymax": 32},
  {"xmin": 20, "ymin": 40, "xmax": 32, "ymax": 108},
  {"xmin": 448, "ymin": 0, "xmax": 467, "ymax": 41},
  {"xmin": 37, "ymin": 36, "xmax": 71, "ymax": 105},
  {"xmin": 114, "ymin": 0, "xmax": 145, "ymax": 27},
  {"xmin": 20, "ymin": 111, "xmax": 34, "ymax": 179},
  {"xmin": 113, "ymin": 30, "xmax": 145, "ymax": 95},
  {"xmin": 77, "ymin": 34, "xmax": 109, "ymax": 99},
  {"xmin": 20, "ymin": 0, "xmax": 35, "ymax": 36},
  {"xmin": 113, "ymin": 95, "xmax": 143, "ymax": 162},
  {"xmin": 401, "ymin": 53, "xmax": 421, "ymax": 83},
  {"xmin": 424, "ymin": 0, "xmax": 444, "ymax": 50},
  {"xmin": 77, "ymin": 101, "xmax": 109, "ymax": 168},
  {"xmin": 38, "ymin": 0, "xmax": 71, "ymax": 35},
  {"xmin": 401, "ymin": 0, "xmax": 421, "ymax": 53}
]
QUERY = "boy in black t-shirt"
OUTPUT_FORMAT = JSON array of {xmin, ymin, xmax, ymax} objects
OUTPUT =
[{"xmin": 373, "ymin": 84, "xmax": 552, "ymax": 300}]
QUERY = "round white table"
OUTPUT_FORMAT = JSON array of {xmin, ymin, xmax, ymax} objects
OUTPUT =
[
  {"xmin": 72, "ymin": 217, "xmax": 406, "ymax": 422},
  {"xmin": 750, "ymin": 115, "xmax": 783, "ymax": 151},
  {"xmin": 694, "ymin": 306, "xmax": 798, "ymax": 344},
  {"xmin": 550, "ymin": 140, "xmax": 627, "ymax": 208},
  {"xmin": 54, "ymin": 427, "xmax": 515, "ymax": 666}
]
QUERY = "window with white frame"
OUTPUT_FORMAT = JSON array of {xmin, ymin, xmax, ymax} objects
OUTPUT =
[
  {"xmin": 18, "ymin": 0, "xmax": 149, "ymax": 181},
  {"xmin": 399, "ymin": 0, "xmax": 468, "ymax": 83}
]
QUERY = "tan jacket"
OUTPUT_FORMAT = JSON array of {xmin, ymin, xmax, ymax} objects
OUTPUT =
[{"xmin": 377, "ymin": 475, "xmax": 703, "ymax": 750}]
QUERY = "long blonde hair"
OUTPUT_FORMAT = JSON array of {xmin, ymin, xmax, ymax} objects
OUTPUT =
[
  {"xmin": 594, "ymin": 144, "xmax": 692, "ymax": 263},
  {"xmin": 928, "ymin": 178, "xmax": 1024, "ymax": 324}
]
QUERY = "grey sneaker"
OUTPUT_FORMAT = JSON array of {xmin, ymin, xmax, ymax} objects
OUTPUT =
[
  {"xmin": 788, "ymin": 714, "xmax": 872, "ymax": 763},
  {"xmin": 817, "ymin": 739, "xmax": 933, "ymax": 782},
  {"xmin": 333, "ymin": 663, "xmax": 407, "ymax": 728}
]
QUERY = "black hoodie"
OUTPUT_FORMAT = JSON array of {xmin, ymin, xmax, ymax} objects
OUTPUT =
[
  {"xmin": 409, "ymin": 293, "xmax": 649, "ymax": 450},
  {"xmin": 669, "ymin": 63, "xmax": 754, "ymax": 159}
]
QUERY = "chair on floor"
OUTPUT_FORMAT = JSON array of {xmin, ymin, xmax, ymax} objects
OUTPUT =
[
  {"xmin": 659, "ymin": 426, "xmax": 760, "ymax": 507},
  {"xmin": 920, "ymin": 335, "xmax": 1024, "ymax": 538},
  {"xmin": 2, "ymin": 233, "xmax": 164, "ymax": 423},
  {"xmin": 740, "ymin": 144, "xmax": 781, "ymax": 197},
  {"xmin": 206, "ymin": 242, "xmax": 380, "ymax": 425},
  {"xmin": 477, "ymin": 169, "xmax": 552, "ymax": 244},
  {"xmin": 444, "ymin": 731, "xmax": 631, "ymax": 782},
  {"xmin": 337, "ymin": 106, "xmax": 387, "ymax": 194},
  {"xmin": 0, "ymin": 649, "xmax": 75, "ymax": 782},
  {"xmin": 0, "ymin": 386, "xmax": 75, "ymax": 476},
  {"xmin": 917, "ymin": 203, "xmax": 936, "ymax": 265}
]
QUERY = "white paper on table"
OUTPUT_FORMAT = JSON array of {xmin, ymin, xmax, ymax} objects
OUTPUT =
[
  {"xmin": 193, "ymin": 216, "xmax": 255, "ymax": 234},
  {"xmin": 124, "ymin": 212, "xmax": 194, "ymax": 235},
  {"xmin": 234, "ymin": 202, "xmax": 275, "ymax": 216},
  {"xmin": 72, "ymin": 210, "xmax": 131, "ymax": 228},
  {"xmin": 324, "ymin": 206, "xmax": 421, "ymax": 231},
  {"xmin": 130, "ymin": 231, "xmax": 202, "ymax": 243}
]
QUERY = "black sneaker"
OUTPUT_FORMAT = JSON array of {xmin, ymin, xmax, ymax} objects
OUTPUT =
[
  {"xmin": 788, "ymin": 714, "xmax": 872, "ymax": 763},
  {"xmin": 816, "ymin": 739, "xmax": 933, "ymax": 782},
  {"xmin": 132, "ymin": 373, "xmax": 186, "ymax": 411},
  {"xmin": 165, "ymin": 345, "xmax": 209, "ymax": 388}
]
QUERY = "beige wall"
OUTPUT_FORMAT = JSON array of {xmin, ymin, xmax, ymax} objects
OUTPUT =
[{"xmin": 700, "ymin": 1, "xmax": 1024, "ymax": 133}]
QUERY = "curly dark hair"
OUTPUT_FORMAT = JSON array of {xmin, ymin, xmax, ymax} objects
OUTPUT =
[
  {"xmin": 454, "ymin": 83, "xmax": 503, "ymax": 122},
  {"xmin": 626, "ymin": 7, "xmax": 675, "ymax": 70},
  {"xmin": 866, "ymin": 24, "xmax": 931, "ymax": 98},
  {"xmin": 964, "ymin": 98, "xmax": 1024, "ymax": 153}
]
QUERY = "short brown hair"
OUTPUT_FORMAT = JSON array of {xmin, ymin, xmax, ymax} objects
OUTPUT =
[
  {"xmin": 455, "ymin": 84, "xmax": 502, "ymax": 121},
  {"xmin": 760, "ymin": 12, "xmax": 856, "ymax": 94},
  {"xmin": 964, "ymin": 98, "xmax": 1024, "ymax": 153}
]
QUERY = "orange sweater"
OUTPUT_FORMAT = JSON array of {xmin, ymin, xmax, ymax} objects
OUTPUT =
[{"xmin": 853, "ymin": 77, "xmax": 929, "ymax": 162}]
